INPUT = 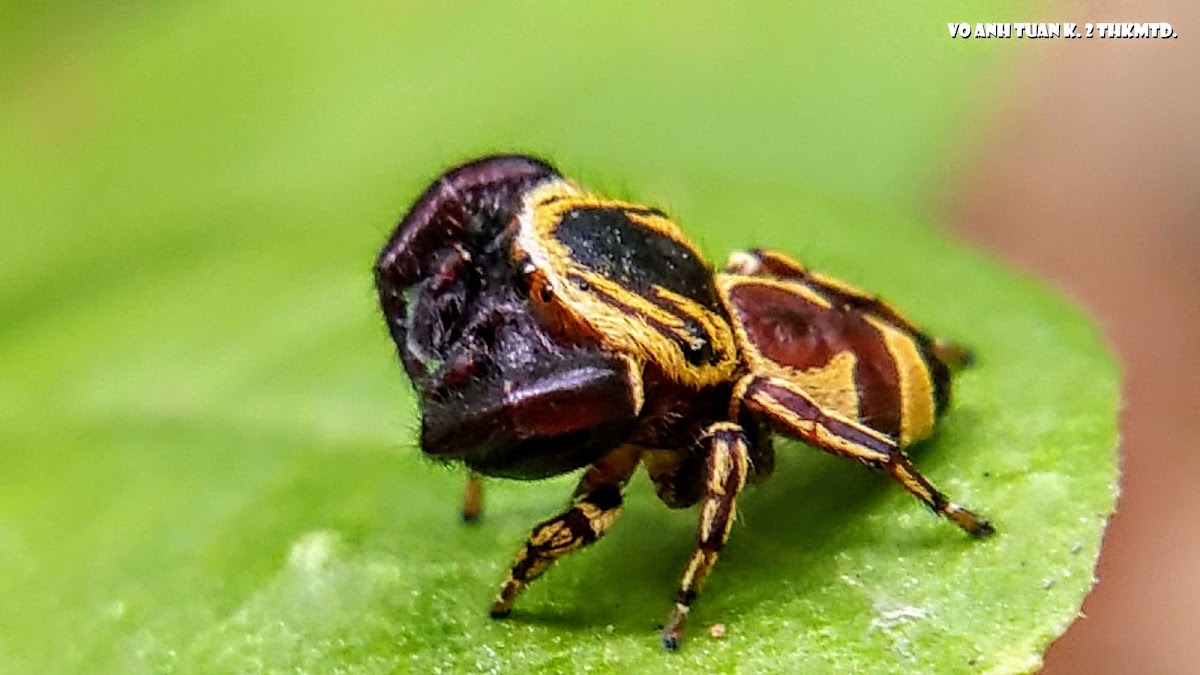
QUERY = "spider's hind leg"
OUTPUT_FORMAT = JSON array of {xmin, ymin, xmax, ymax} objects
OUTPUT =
[
  {"xmin": 735, "ymin": 374, "xmax": 993, "ymax": 538},
  {"xmin": 929, "ymin": 338, "xmax": 975, "ymax": 370}
]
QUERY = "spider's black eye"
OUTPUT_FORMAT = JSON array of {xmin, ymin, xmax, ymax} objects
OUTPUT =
[
  {"xmin": 540, "ymin": 286, "xmax": 554, "ymax": 302},
  {"xmin": 575, "ymin": 278, "xmax": 590, "ymax": 291}
]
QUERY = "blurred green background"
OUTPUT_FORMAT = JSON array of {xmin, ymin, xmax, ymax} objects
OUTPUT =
[{"xmin": 1, "ymin": 3, "xmax": 1119, "ymax": 673}]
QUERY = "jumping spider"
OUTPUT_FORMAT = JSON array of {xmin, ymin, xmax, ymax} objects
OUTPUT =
[{"xmin": 374, "ymin": 155, "xmax": 993, "ymax": 650}]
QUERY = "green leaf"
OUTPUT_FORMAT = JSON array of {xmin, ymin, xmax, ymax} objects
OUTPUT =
[{"xmin": 0, "ymin": 3, "xmax": 1118, "ymax": 673}]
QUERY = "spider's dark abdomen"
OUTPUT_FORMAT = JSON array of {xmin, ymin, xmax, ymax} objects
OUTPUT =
[{"xmin": 719, "ymin": 276, "xmax": 945, "ymax": 446}]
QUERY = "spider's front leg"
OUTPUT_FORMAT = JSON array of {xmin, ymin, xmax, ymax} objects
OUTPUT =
[
  {"xmin": 490, "ymin": 446, "xmax": 641, "ymax": 618},
  {"xmin": 734, "ymin": 375, "xmax": 994, "ymax": 537},
  {"xmin": 661, "ymin": 422, "xmax": 750, "ymax": 651},
  {"xmin": 461, "ymin": 471, "xmax": 484, "ymax": 522}
]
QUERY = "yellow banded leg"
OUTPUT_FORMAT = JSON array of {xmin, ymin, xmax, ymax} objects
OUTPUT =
[
  {"xmin": 571, "ymin": 445, "xmax": 642, "ymax": 503},
  {"xmin": 490, "ymin": 448, "xmax": 640, "ymax": 618},
  {"xmin": 489, "ymin": 487, "xmax": 623, "ymax": 618},
  {"xmin": 739, "ymin": 375, "xmax": 994, "ymax": 537},
  {"xmin": 662, "ymin": 422, "xmax": 749, "ymax": 651}
]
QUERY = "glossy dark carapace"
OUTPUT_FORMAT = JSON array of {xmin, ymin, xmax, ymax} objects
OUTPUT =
[{"xmin": 374, "ymin": 155, "xmax": 993, "ymax": 650}]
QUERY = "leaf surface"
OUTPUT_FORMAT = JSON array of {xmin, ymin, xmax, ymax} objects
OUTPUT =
[{"xmin": 0, "ymin": 3, "xmax": 1117, "ymax": 673}]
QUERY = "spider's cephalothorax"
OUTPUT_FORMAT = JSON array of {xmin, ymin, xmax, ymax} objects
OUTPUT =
[{"xmin": 375, "ymin": 155, "xmax": 994, "ymax": 650}]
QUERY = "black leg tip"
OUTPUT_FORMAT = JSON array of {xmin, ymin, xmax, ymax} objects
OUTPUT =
[
  {"xmin": 489, "ymin": 607, "xmax": 511, "ymax": 620},
  {"xmin": 661, "ymin": 634, "xmax": 680, "ymax": 652},
  {"xmin": 461, "ymin": 511, "xmax": 481, "ymax": 524},
  {"xmin": 958, "ymin": 348, "xmax": 977, "ymax": 368},
  {"xmin": 933, "ymin": 340, "xmax": 976, "ymax": 369},
  {"xmin": 972, "ymin": 521, "xmax": 996, "ymax": 538}
]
